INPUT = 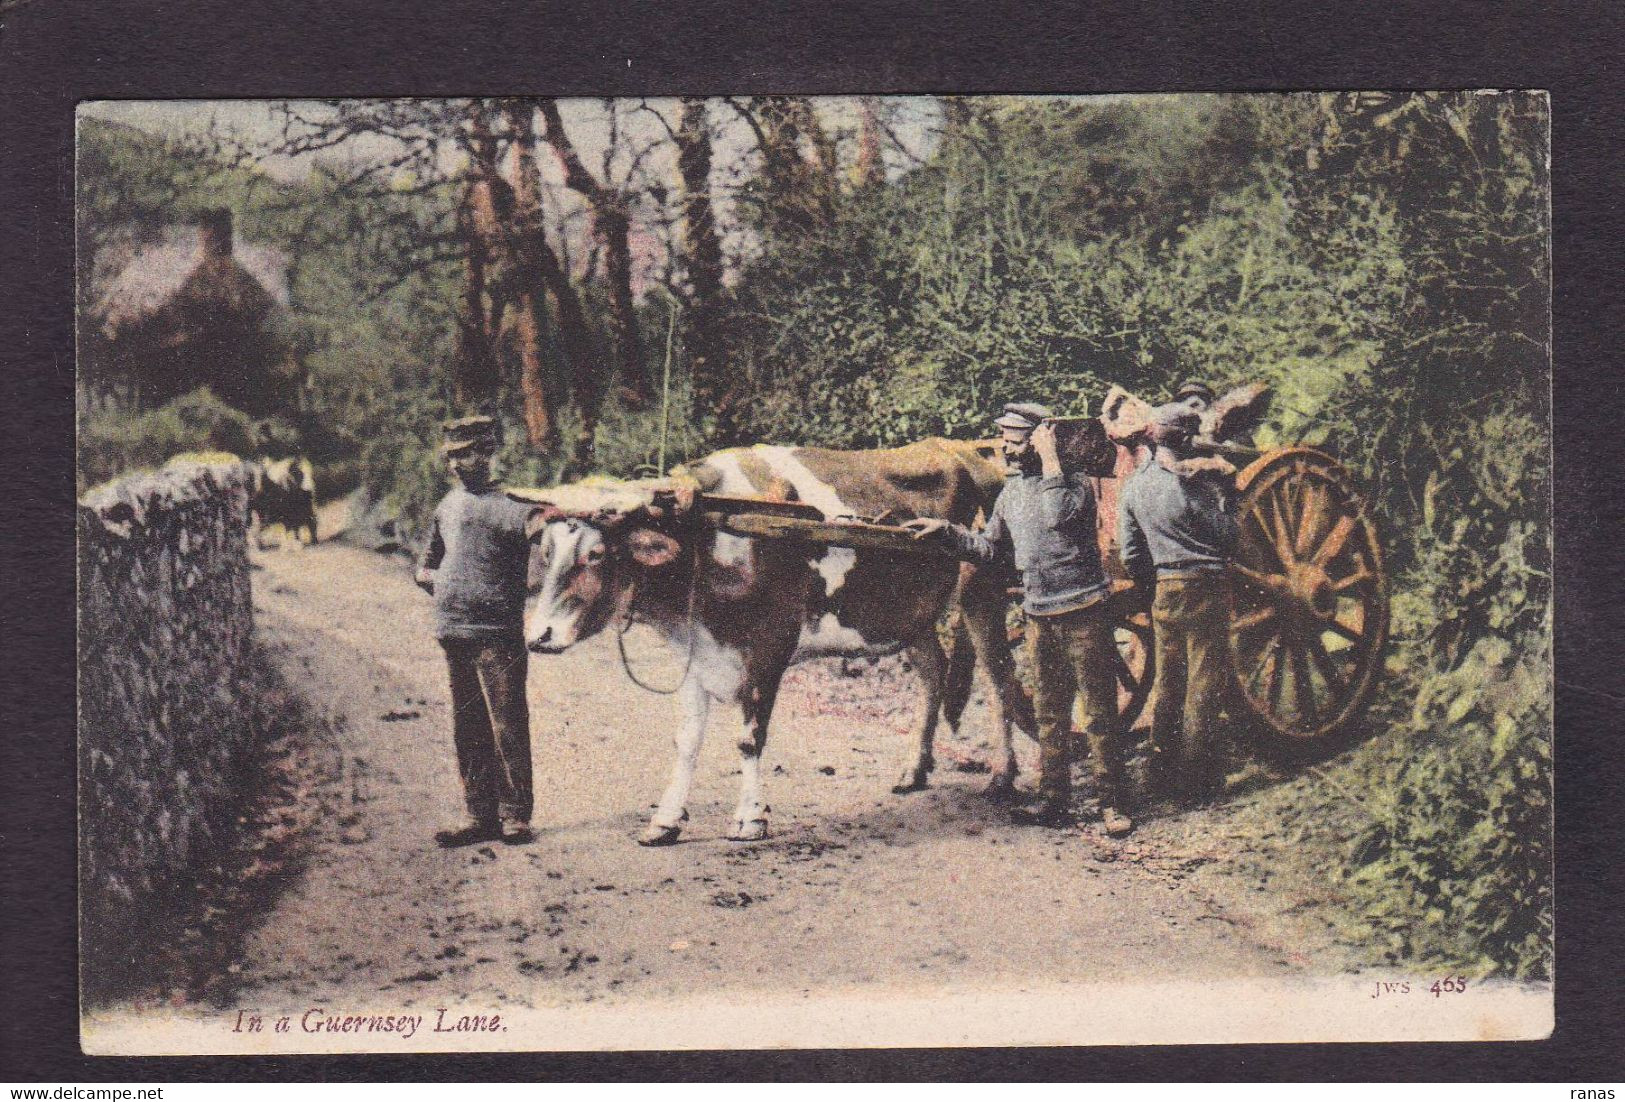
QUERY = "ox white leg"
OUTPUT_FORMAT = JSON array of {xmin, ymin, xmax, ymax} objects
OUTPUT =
[
  {"xmin": 729, "ymin": 723, "xmax": 768, "ymax": 842},
  {"xmin": 641, "ymin": 678, "xmax": 709, "ymax": 846},
  {"xmin": 727, "ymin": 673, "xmax": 782, "ymax": 842},
  {"xmin": 892, "ymin": 635, "xmax": 945, "ymax": 794}
]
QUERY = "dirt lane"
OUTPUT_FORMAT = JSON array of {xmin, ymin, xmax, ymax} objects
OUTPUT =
[{"xmin": 229, "ymin": 533, "xmax": 1349, "ymax": 1014}]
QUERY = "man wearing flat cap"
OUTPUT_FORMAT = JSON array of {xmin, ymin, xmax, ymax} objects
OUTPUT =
[
  {"xmin": 1174, "ymin": 380, "xmax": 1215, "ymax": 412},
  {"xmin": 906, "ymin": 401, "xmax": 1133, "ymax": 836},
  {"xmin": 1119, "ymin": 403, "xmax": 1238, "ymax": 804},
  {"xmin": 416, "ymin": 415, "xmax": 538, "ymax": 847}
]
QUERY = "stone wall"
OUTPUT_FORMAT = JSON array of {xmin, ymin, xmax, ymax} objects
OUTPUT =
[{"xmin": 77, "ymin": 457, "xmax": 256, "ymax": 973}]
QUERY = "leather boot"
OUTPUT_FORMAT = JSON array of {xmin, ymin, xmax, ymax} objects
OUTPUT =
[
  {"xmin": 1009, "ymin": 797, "xmax": 1075, "ymax": 828},
  {"xmin": 434, "ymin": 819, "xmax": 502, "ymax": 848}
]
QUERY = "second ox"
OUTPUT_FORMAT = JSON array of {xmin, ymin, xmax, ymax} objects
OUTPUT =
[
  {"xmin": 521, "ymin": 439, "xmax": 1034, "ymax": 845},
  {"xmin": 250, "ymin": 455, "xmax": 319, "ymax": 548}
]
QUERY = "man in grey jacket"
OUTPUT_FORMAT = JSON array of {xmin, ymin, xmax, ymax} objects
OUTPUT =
[
  {"xmin": 416, "ymin": 416, "xmax": 538, "ymax": 847},
  {"xmin": 906, "ymin": 402, "xmax": 1132, "ymax": 836},
  {"xmin": 1118, "ymin": 403, "xmax": 1239, "ymax": 803}
]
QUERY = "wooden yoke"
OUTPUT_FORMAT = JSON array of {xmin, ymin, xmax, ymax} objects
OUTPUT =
[{"xmin": 672, "ymin": 491, "xmax": 940, "ymax": 556}]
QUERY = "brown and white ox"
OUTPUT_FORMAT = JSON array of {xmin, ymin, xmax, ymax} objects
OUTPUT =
[{"xmin": 522, "ymin": 440, "xmax": 1034, "ymax": 845}]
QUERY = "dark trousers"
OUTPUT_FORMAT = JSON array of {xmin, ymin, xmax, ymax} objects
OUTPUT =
[
  {"xmin": 1150, "ymin": 573, "xmax": 1232, "ymax": 800},
  {"xmin": 441, "ymin": 637, "xmax": 532, "ymax": 824},
  {"xmin": 1029, "ymin": 604, "xmax": 1129, "ymax": 808}
]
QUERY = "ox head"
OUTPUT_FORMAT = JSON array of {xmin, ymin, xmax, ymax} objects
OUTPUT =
[{"xmin": 523, "ymin": 506, "xmax": 684, "ymax": 654}]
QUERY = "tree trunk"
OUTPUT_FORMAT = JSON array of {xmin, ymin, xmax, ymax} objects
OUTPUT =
[
  {"xmin": 749, "ymin": 95, "xmax": 836, "ymax": 231},
  {"xmin": 451, "ymin": 109, "xmax": 504, "ymax": 410},
  {"xmin": 498, "ymin": 105, "xmax": 562, "ymax": 451},
  {"xmin": 537, "ymin": 241, "xmax": 602, "ymax": 477},
  {"xmin": 453, "ymin": 204, "xmax": 496, "ymax": 407},
  {"xmin": 854, "ymin": 97, "xmax": 885, "ymax": 190},
  {"xmin": 505, "ymin": 102, "xmax": 602, "ymax": 474},
  {"xmin": 536, "ymin": 98, "xmax": 651, "ymax": 407},
  {"xmin": 599, "ymin": 198, "xmax": 648, "ymax": 405},
  {"xmin": 675, "ymin": 98, "xmax": 740, "ymax": 444}
]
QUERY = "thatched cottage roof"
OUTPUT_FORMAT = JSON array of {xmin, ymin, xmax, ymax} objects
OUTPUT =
[{"xmin": 95, "ymin": 220, "xmax": 290, "ymax": 339}]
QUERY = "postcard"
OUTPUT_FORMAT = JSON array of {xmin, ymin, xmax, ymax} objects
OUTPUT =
[{"xmin": 76, "ymin": 92, "xmax": 1552, "ymax": 1053}]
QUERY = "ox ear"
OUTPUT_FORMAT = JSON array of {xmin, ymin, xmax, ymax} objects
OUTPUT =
[
  {"xmin": 627, "ymin": 528, "xmax": 682, "ymax": 569},
  {"xmin": 525, "ymin": 506, "xmax": 562, "ymax": 541}
]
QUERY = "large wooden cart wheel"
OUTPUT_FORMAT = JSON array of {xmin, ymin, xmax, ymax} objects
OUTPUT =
[{"xmin": 1229, "ymin": 448, "xmax": 1389, "ymax": 755}]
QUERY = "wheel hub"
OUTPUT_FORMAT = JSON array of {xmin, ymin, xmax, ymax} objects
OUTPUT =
[{"xmin": 1286, "ymin": 561, "xmax": 1337, "ymax": 621}]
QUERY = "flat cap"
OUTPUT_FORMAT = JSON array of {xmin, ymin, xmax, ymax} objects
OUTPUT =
[
  {"xmin": 993, "ymin": 401, "xmax": 1055, "ymax": 431},
  {"xmin": 1174, "ymin": 380, "xmax": 1215, "ymax": 403},
  {"xmin": 439, "ymin": 436, "xmax": 494, "ymax": 457},
  {"xmin": 442, "ymin": 414, "xmax": 499, "ymax": 440}
]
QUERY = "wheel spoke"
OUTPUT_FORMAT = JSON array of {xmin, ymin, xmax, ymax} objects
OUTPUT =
[
  {"xmin": 1266, "ymin": 637, "xmax": 1286, "ymax": 709},
  {"xmin": 1312, "ymin": 515, "xmax": 1357, "ymax": 568},
  {"xmin": 1230, "ymin": 563, "xmax": 1291, "ymax": 602},
  {"xmin": 1294, "ymin": 483, "xmax": 1329, "ymax": 559},
  {"xmin": 1246, "ymin": 506, "xmax": 1288, "ymax": 570},
  {"xmin": 1278, "ymin": 477, "xmax": 1300, "ymax": 548},
  {"xmin": 1326, "ymin": 616, "xmax": 1364, "ymax": 645},
  {"xmin": 1266, "ymin": 490, "xmax": 1297, "ymax": 565},
  {"xmin": 1247, "ymin": 633, "xmax": 1280, "ymax": 690},
  {"xmin": 1306, "ymin": 633, "xmax": 1347, "ymax": 698},
  {"xmin": 1332, "ymin": 564, "xmax": 1374, "ymax": 592},
  {"xmin": 1291, "ymin": 640, "xmax": 1319, "ymax": 726},
  {"xmin": 1232, "ymin": 605, "xmax": 1277, "ymax": 633},
  {"xmin": 1111, "ymin": 646, "xmax": 1136, "ymax": 690}
]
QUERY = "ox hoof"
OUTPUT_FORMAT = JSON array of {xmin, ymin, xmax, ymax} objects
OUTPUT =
[
  {"xmin": 982, "ymin": 774, "xmax": 1018, "ymax": 801},
  {"xmin": 891, "ymin": 763, "xmax": 933, "ymax": 794},
  {"xmin": 726, "ymin": 819, "xmax": 769, "ymax": 842},
  {"xmin": 638, "ymin": 823, "xmax": 683, "ymax": 847}
]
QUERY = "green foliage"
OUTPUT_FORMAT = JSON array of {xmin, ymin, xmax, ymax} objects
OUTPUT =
[
  {"xmin": 1344, "ymin": 627, "xmax": 1551, "ymax": 979},
  {"xmin": 588, "ymin": 377, "xmax": 708, "ymax": 482},
  {"xmin": 78, "ymin": 388, "xmax": 258, "ymax": 491},
  {"xmin": 1342, "ymin": 408, "xmax": 1551, "ymax": 979},
  {"xmin": 1392, "ymin": 408, "xmax": 1551, "ymax": 664}
]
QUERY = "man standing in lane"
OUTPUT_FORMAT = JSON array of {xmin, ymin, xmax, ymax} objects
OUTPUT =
[
  {"xmin": 1118, "ymin": 403, "xmax": 1239, "ymax": 805},
  {"xmin": 416, "ymin": 416, "xmax": 538, "ymax": 848},
  {"xmin": 906, "ymin": 402, "xmax": 1133, "ymax": 837}
]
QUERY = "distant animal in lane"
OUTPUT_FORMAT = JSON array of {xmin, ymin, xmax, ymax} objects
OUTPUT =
[
  {"xmin": 250, "ymin": 455, "xmax": 318, "ymax": 547},
  {"xmin": 520, "ymin": 439, "xmax": 1034, "ymax": 845}
]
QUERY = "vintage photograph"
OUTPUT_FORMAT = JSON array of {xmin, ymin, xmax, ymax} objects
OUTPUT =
[{"xmin": 75, "ymin": 92, "xmax": 1552, "ymax": 1052}]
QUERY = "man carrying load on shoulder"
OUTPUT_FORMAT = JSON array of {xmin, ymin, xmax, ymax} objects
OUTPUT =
[
  {"xmin": 1118, "ymin": 402, "xmax": 1239, "ymax": 806},
  {"xmin": 905, "ymin": 401, "xmax": 1133, "ymax": 837}
]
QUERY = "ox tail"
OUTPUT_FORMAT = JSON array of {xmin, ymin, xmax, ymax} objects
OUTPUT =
[{"xmin": 942, "ymin": 615, "xmax": 977, "ymax": 732}]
